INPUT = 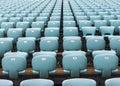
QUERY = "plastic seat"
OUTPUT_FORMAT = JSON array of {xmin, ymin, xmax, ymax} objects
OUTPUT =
[
  {"xmin": 62, "ymin": 54, "xmax": 87, "ymax": 77},
  {"xmin": 93, "ymin": 54, "xmax": 118, "ymax": 77},
  {"xmin": 62, "ymin": 78, "xmax": 96, "ymax": 86},
  {"xmin": 81, "ymin": 26, "xmax": 96, "ymax": 36},
  {"xmin": 1, "ymin": 22, "xmax": 15, "ymax": 34},
  {"xmin": 44, "ymin": 27, "xmax": 59, "ymax": 37},
  {"xmin": 90, "ymin": 15, "xmax": 101, "ymax": 23},
  {"xmin": 86, "ymin": 36, "xmax": 105, "ymax": 52},
  {"xmin": 2, "ymin": 55, "xmax": 26, "ymax": 79},
  {"xmin": 76, "ymin": 16, "xmax": 88, "ymax": 24},
  {"xmin": 9, "ymin": 17, "xmax": 21, "ymax": 24},
  {"xmin": 105, "ymin": 78, "xmax": 120, "ymax": 86},
  {"xmin": 79, "ymin": 20, "xmax": 92, "ymax": 29},
  {"xmin": 0, "ymin": 79, "xmax": 13, "ymax": 86},
  {"xmin": 16, "ymin": 22, "xmax": 30, "ymax": 32},
  {"xmin": 0, "ymin": 29, "xmax": 5, "ymax": 37},
  {"xmin": 110, "ymin": 20, "xmax": 120, "ymax": 33},
  {"xmin": 94, "ymin": 20, "xmax": 107, "ymax": 30},
  {"xmin": 63, "ymin": 27, "xmax": 78, "ymax": 36},
  {"xmin": 50, "ymin": 16, "xmax": 60, "ymax": 21},
  {"xmin": 16, "ymin": 13, "xmax": 27, "ymax": 19},
  {"xmin": 100, "ymin": 26, "xmax": 115, "ymax": 36},
  {"xmin": 7, "ymin": 28, "xmax": 23, "ymax": 42},
  {"xmin": 63, "ymin": 21, "xmax": 76, "ymax": 27},
  {"xmin": 109, "ymin": 37, "xmax": 120, "ymax": 55},
  {"xmin": 63, "ymin": 16, "xmax": 74, "ymax": 21},
  {"xmin": 63, "ymin": 36, "xmax": 82, "ymax": 51},
  {"xmin": 20, "ymin": 79, "xmax": 54, "ymax": 86},
  {"xmin": 4, "ymin": 52, "xmax": 28, "ymax": 58},
  {"xmin": 25, "ymin": 28, "xmax": 41, "ymax": 38},
  {"xmin": 62, "ymin": 50, "xmax": 86, "ymax": 57},
  {"xmin": 32, "ymin": 55, "xmax": 56, "ymax": 78},
  {"xmin": 4, "ymin": 14, "xmax": 15, "ymax": 19},
  {"xmin": 33, "ymin": 51, "xmax": 56, "ymax": 57},
  {"xmin": 35, "ymin": 17, "xmax": 48, "ymax": 24},
  {"xmin": 27, "ymin": 13, "xmax": 38, "ymax": 17},
  {"xmin": 92, "ymin": 50, "xmax": 116, "ymax": 58},
  {"xmin": 0, "ymin": 18, "xmax": 8, "ymax": 27},
  {"xmin": 23, "ymin": 17, "xmax": 34, "ymax": 24},
  {"xmin": 31, "ymin": 22, "xmax": 44, "ymax": 29},
  {"xmin": 17, "ymin": 37, "xmax": 36, "ymax": 52},
  {"xmin": 40, "ymin": 37, "xmax": 58, "ymax": 51},
  {"xmin": 0, "ymin": 38, "xmax": 13, "ymax": 57},
  {"xmin": 103, "ymin": 15, "xmax": 115, "ymax": 25},
  {"xmin": 48, "ymin": 21, "xmax": 60, "ymax": 28}
]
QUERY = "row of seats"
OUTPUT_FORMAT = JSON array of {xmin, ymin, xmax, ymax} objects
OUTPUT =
[
  {"xmin": 1, "ymin": 36, "xmax": 120, "ymax": 57},
  {"xmin": 2, "ymin": 26, "xmax": 120, "ymax": 38},
  {"xmin": 1, "ymin": 78, "xmax": 120, "ymax": 86},
  {"xmin": 0, "ymin": 50, "xmax": 118, "ymax": 79}
]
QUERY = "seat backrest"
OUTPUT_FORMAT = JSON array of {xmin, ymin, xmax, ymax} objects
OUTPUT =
[
  {"xmin": 17, "ymin": 37, "xmax": 36, "ymax": 52},
  {"xmin": 86, "ymin": 36, "xmax": 105, "ymax": 52},
  {"xmin": 40, "ymin": 37, "xmax": 58, "ymax": 51},
  {"xmin": 62, "ymin": 78, "xmax": 96, "ymax": 86},
  {"xmin": 105, "ymin": 78, "xmax": 120, "ymax": 86},
  {"xmin": 63, "ymin": 54, "xmax": 87, "ymax": 77},
  {"xmin": 93, "ymin": 54, "xmax": 118, "ymax": 77},
  {"xmin": 63, "ymin": 36, "xmax": 82, "ymax": 51},
  {"xmin": 2, "ymin": 56, "xmax": 26, "ymax": 79},
  {"xmin": 0, "ymin": 79, "xmax": 13, "ymax": 86},
  {"xmin": 32, "ymin": 55, "xmax": 56, "ymax": 78},
  {"xmin": 20, "ymin": 79, "xmax": 54, "ymax": 86}
]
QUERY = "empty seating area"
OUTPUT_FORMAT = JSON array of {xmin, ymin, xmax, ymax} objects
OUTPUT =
[{"xmin": 1, "ymin": 0, "xmax": 120, "ymax": 86}]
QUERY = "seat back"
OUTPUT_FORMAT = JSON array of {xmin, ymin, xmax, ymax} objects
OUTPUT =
[{"xmin": 32, "ymin": 55, "xmax": 56, "ymax": 78}]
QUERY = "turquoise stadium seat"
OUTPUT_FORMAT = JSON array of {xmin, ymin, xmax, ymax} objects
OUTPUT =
[
  {"xmin": 109, "ymin": 36, "xmax": 120, "ymax": 55},
  {"xmin": 63, "ymin": 36, "xmax": 82, "ymax": 51},
  {"xmin": 86, "ymin": 36, "xmax": 105, "ymax": 52},
  {"xmin": 0, "ymin": 29, "xmax": 5, "ymax": 37},
  {"xmin": 48, "ymin": 21, "xmax": 60, "ymax": 28},
  {"xmin": 35, "ymin": 17, "xmax": 48, "ymax": 24},
  {"xmin": 23, "ymin": 17, "xmax": 35, "ymax": 24},
  {"xmin": 63, "ymin": 16, "xmax": 74, "ymax": 21},
  {"xmin": 2, "ymin": 55, "xmax": 26, "ymax": 79},
  {"xmin": 62, "ymin": 51, "xmax": 86, "ymax": 57},
  {"xmin": 94, "ymin": 20, "xmax": 107, "ymax": 30},
  {"xmin": 93, "ymin": 54, "xmax": 118, "ymax": 77},
  {"xmin": 20, "ymin": 79, "xmax": 54, "ymax": 86},
  {"xmin": 92, "ymin": 50, "xmax": 116, "ymax": 57},
  {"xmin": 50, "ymin": 16, "xmax": 60, "ymax": 21},
  {"xmin": 1, "ymin": 22, "xmax": 15, "ymax": 34},
  {"xmin": 79, "ymin": 20, "xmax": 92, "ymax": 29},
  {"xmin": 7, "ymin": 28, "xmax": 23, "ymax": 42},
  {"xmin": 32, "ymin": 55, "xmax": 56, "ymax": 78},
  {"xmin": 110, "ymin": 20, "xmax": 120, "ymax": 33},
  {"xmin": 63, "ymin": 21, "xmax": 76, "ymax": 27},
  {"xmin": 100, "ymin": 26, "xmax": 115, "ymax": 36},
  {"xmin": 16, "ymin": 22, "xmax": 30, "ymax": 32},
  {"xmin": 81, "ymin": 26, "xmax": 96, "ymax": 36},
  {"xmin": 40, "ymin": 37, "xmax": 58, "ymax": 51},
  {"xmin": 0, "ymin": 38, "xmax": 13, "ymax": 57},
  {"xmin": 9, "ymin": 17, "xmax": 22, "ymax": 24},
  {"xmin": 0, "ymin": 79, "xmax": 13, "ymax": 86},
  {"xmin": 105, "ymin": 78, "xmax": 120, "ymax": 86},
  {"xmin": 0, "ymin": 18, "xmax": 8, "ymax": 27},
  {"xmin": 31, "ymin": 21, "xmax": 44, "ymax": 29},
  {"xmin": 44, "ymin": 27, "xmax": 59, "ymax": 37},
  {"xmin": 25, "ymin": 28, "xmax": 41, "ymax": 38},
  {"xmin": 62, "ymin": 54, "xmax": 87, "ymax": 77},
  {"xmin": 62, "ymin": 78, "xmax": 96, "ymax": 86},
  {"xmin": 17, "ymin": 37, "xmax": 36, "ymax": 52},
  {"xmin": 63, "ymin": 27, "xmax": 78, "ymax": 36}
]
